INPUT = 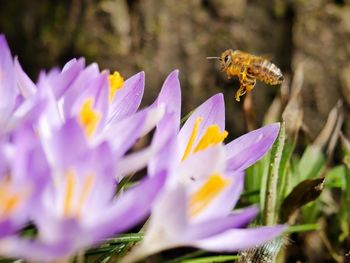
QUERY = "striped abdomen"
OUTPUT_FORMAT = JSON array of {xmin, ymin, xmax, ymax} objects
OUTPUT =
[{"xmin": 249, "ymin": 59, "xmax": 284, "ymax": 85}]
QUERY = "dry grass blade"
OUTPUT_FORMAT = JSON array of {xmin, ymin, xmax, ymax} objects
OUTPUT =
[
  {"xmin": 326, "ymin": 100, "xmax": 344, "ymax": 163},
  {"xmin": 282, "ymin": 63, "xmax": 303, "ymax": 139},
  {"xmin": 314, "ymin": 102, "xmax": 341, "ymax": 149}
]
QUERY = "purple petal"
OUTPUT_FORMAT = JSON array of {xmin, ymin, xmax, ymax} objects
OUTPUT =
[
  {"xmin": 71, "ymin": 143, "xmax": 116, "ymax": 216},
  {"xmin": 178, "ymin": 94, "xmax": 225, "ymax": 158},
  {"xmin": 12, "ymin": 124, "xmax": 49, "ymax": 183},
  {"xmin": 152, "ymin": 112, "xmax": 179, "ymax": 149},
  {"xmin": 14, "ymin": 57, "xmax": 37, "ymax": 98},
  {"xmin": 0, "ymin": 126, "xmax": 49, "ymax": 230},
  {"xmin": 62, "ymin": 63, "xmax": 100, "ymax": 117},
  {"xmin": 67, "ymin": 73, "xmax": 106, "ymax": 114},
  {"xmin": 148, "ymin": 113, "xmax": 179, "ymax": 176},
  {"xmin": 108, "ymin": 71, "xmax": 145, "ymax": 122},
  {"xmin": 90, "ymin": 170, "xmax": 167, "ymax": 239},
  {"xmin": 90, "ymin": 71, "xmax": 109, "ymax": 133},
  {"xmin": 47, "ymin": 118, "xmax": 88, "ymax": 169},
  {"xmin": 225, "ymin": 123, "xmax": 280, "ymax": 171},
  {"xmin": 156, "ymin": 70, "xmax": 181, "ymax": 127},
  {"xmin": 187, "ymin": 206, "xmax": 259, "ymax": 240},
  {"xmin": 11, "ymin": 92, "xmax": 47, "ymax": 128},
  {"xmin": 36, "ymin": 76, "xmax": 64, "ymax": 138},
  {"xmin": 0, "ymin": 35, "xmax": 17, "ymax": 122},
  {"xmin": 148, "ymin": 185, "xmax": 188, "ymax": 239},
  {"xmin": 50, "ymin": 58, "xmax": 85, "ymax": 98},
  {"xmin": 117, "ymin": 147, "xmax": 154, "ymax": 179},
  {"xmin": 194, "ymin": 225, "xmax": 286, "ymax": 252},
  {"xmin": 97, "ymin": 110, "xmax": 146, "ymax": 156},
  {"xmin": 139, "ymin": 105, "xmax": 166, "ymax": 137},
  {"xmin": 0, "ymin": 221, "xmax": 16, "ymax": 239}
]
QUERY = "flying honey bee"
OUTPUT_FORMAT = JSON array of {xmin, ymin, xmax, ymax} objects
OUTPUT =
[{"xmin": 207, "ymin": 49, "xmax": 284, "ymax": 101}]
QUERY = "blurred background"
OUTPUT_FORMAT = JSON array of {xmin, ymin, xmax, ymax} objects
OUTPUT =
[{"xmin": 0, "ymin": 0, "xmax": 349, "ymax": 137}]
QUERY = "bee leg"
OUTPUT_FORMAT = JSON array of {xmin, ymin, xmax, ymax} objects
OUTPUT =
[
  {"xmin": 235, "ymin": 67, "xmax": 249, "ymax": 101},
  {"xmin": 245, "ymin": 76, "xmax": 256, "ymax": 91},
  {"xmin": 236, "ymin": 68, "xmax": 256, "ymax": 101},
  {"xmin": 235, "ymin": 85, "xmax": 247, "ymax": 102}
]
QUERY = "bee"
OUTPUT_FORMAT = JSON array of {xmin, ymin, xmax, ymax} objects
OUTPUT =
[{"xmin": 208, "ymin": 49, "xmax": 284, "ymax": 101}]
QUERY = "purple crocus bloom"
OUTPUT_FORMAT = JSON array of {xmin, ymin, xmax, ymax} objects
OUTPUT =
[
  {"xmin": 0, "ymin": 35, "xmax": 17, "ymax": 126},
  {"xmin": 0, "ymin": 35, "xmax": 48, "ymax": 134},
  {"xmin": 0, "ymin": 118, "xmax": 167, "ymax": 261},
  {"xmin": 123, "ymin": 136, "xmax": 284, "ymax": 262},
  {"xmin": 36, "ymin": 59, "xmax": 150, "ymax": 137},
  {"xmin": 0, "ymin": 125, "xmax": 49, "ymax": 239},
  {"xmin": 120, "ymin": 71, "xmax": 284, "ymax": 261},
  {"xmin": 35, "ymin": 57, "xmax": 165, "ymax": 174},
  {"xmin": 0, "ymin": 35, "xmax": 168, "ymax": 260},
  {"xmin": 155, "ymin": 70, "xmax": 280, "ymax": 169}
]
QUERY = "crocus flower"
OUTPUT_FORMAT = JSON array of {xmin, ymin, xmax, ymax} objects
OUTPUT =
[
  {"xmin": 121, "ymin": 71, "xmax": 284, "ymax": 262},
  {"xmin": 0, "ymin": 35, "xmax": 48, "ymax": 134},
  {"xmin": 0, "ymin": 124, "xmax": 49, "ymax": 238},
  {"xmin": 0, "ymin": 34, "xmax": 170, "ymax": 261},
  {"xmin": 122, "ymin": 121, "xmax": 284, "ymax": 262},
  {"xmin": 0, "ymin": 118, "xmax": 167, "ymax": 262},
  {"xmin": 34, "ymin": 56, "xmax": 165, "ymax": 180},
  {"xmin": 0, "ymin": 35, "xmax": 17, "ymax": 126},
  {"xmin": 155, "ymin": 70, "xmax": 280, "ymax": 170},
  {"xmin": 36, "ymin": 58, "xmax": 162, "ymax": 143},
  {"xmin": 0, "ymin": 34, "xmax": 160, "ymax": 160}
]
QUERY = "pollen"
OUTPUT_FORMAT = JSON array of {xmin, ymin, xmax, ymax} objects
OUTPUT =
[
  {"xmin": 189, "ymin": 173, "xmax": 231, "ymax": 217},
  {"xmin": 0, "ymin": 178, "xmax": 28, "ymax": 218},
  {"xmin": 63, "ymin": 169, "xmax": 95, "ymax": 218},
  {"xmin": 63, "ymin": 169, "xmax": 76, "ymax": 217},
  {"xmin": 182, "ymin": 118, "xmax": 228, "ymax": 161},
  {"xmin": 194, "ymin": 125, "xmax": 228, "ymax": 153},
  {"xmin": 78, "ymin": 98, "xmax": 101, "ymax": 137},
  {"xmin": 76, "ymin": 174, "xmax": 95, "ymax": 216},
  {"xmin": 109, "ymin": 71, "xmax": 124, "ymax": 102},
  {"xmin": 182, "ymin": 117, "xmax": 202, "ymax": 161}
]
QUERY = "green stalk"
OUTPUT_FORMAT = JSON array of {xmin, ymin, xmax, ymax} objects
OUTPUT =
[
  {"xmin": 286, "ymin": 223, "xmax": 319, "ymax": 233},
  {"xmin": 263, "ymin": 122, "xmax": 286, "ymax": 225}
]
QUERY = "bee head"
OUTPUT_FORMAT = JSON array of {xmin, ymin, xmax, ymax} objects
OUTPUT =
[{"xmin": 219, "ymin": 49, "xmax": 233, "ymax": 70}]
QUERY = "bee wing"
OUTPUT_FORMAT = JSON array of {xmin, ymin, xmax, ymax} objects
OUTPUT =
[{"xmin": 259, "ymin": 53, "xmax": 273, "ymax": 61}]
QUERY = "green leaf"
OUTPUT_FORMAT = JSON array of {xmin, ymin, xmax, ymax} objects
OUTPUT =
[
  {"xmin": 245, "ymin": 154, "xmax": 269, "ymax": 204},
  {"xmin": 297, "ymin": 146, "xmax": 325, "ymax": 181},
  {"xmin": 286, "ymin": 223, "xmax": 320, "ymax": 233},
  {"xmin": 325, "ymin": 165, "xmax": 347, "ymax": 189},
  {"xmin": 181, "ymin": 110, "xmax": 193, "ymax": 125},
  {"xmin": 262, "ymin": 122, "xmax": 286, "ymax": 225}
]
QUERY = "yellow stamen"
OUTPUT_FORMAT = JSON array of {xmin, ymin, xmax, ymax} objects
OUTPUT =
[
  {"xmin": 189, "ymin": 173, "xmax": 230, "ymax": 217},
  {"xmin": 78, "ymin": 98, "xmax": 101, "ymax": 137},
  {"xmin": 3, "ymin": 196, "xmax": 20, "ymax": 216},
  {"xmin": 76, "ymin": 174, "xmax": 95, "ymax": 216},
  {"xmin": 63, "ymin": 170, "xmax": 76, "ymax": 217},
  {"xmin": 182, "ymin": 119, "xmax": 228, "ymax": 161},
  {"xmin": 0, "ymin": 178, "xmax": 26, "ymax": 217},
  {"xmin": 182, "ymin": 117, "xmax": 202, "ymax": 161},
  {"xmin": 194, "ymin": 125, "xmax": 228, "ymax": 153},
  {"xmin": 109, "ymin": 71, "xmax": 124, "ymax": 102}
]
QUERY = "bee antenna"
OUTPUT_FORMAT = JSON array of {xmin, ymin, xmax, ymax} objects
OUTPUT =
[{"xmin": 206, "ymin": 56, "xmax": 220, "ymax": 60}]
